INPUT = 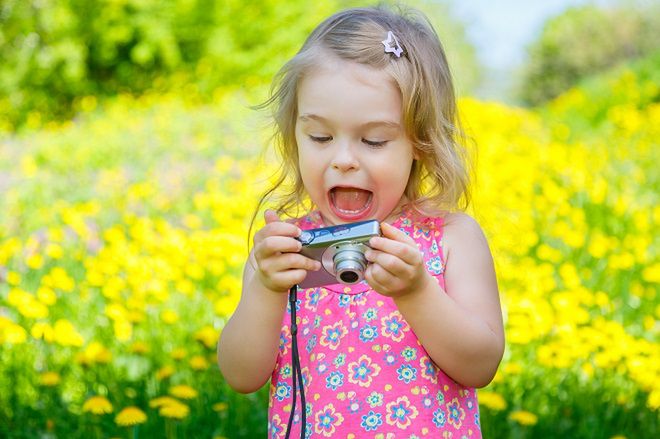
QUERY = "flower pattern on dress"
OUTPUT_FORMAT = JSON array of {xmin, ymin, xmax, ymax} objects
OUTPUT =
[
  {"xmin": 274, "ymin": 381, "xmax": 291, "ymax": 402},
  {"xmin": 314, "ymin": 403, "xmax": 344, "ymax": 437},
  {"xmin": 268, "ymin": 211, "xmax": 482, "ymax": 438},
  {"xmin": 269, "ymin": 414, "xmax": 284, "ymax": 439},
  {"xmin": 420, "ymin": 356, "xmax": 439, "ymax": 384},
  {"xmin": 359, "ymin": 324, "xmax": 379, "ymax": 343},
  {"xmin": 385, "ymin": 396, "xmax": 419, "ymax": 429},
  {"xmin": 278, "ymin": 326, "xmax": 290, "ymax": 355},
  {"xmin": 348, "ymin": 354, "xmax": 381, "ymax": 388},
  {"xmin": 433, "ymin": 407, "xmax": 447, "ymax": 428},
  {"xmin": 381, "ymin": 311, "xmax": 409, "ymax": 342},
  {"xmin": 325, "ymin": 371, "xmax": 344, "ymax": 390},
  {"xmin": 396, "ymin": 364, "xmax": 417, "ymax": 383},
  {"xmin": 319, "ymin": 321, "xmax": 348, "ymax": 350},
  {"xmin": 363, "ymin": 307, "xmax": 378, "ymax": 321},
  {"xmin": 426, "ymin": 256, "xmax": 444, "ymax": 275},
  {"xmin": 361, "ymin": 410, "xmax": 383, "ymax": 432},
  {"xmin": 447, "ymin": 397, "xmax": 466, "ymax": 429},
  {"xmin": 402, "ymin": 346, "xmax": 417, "ymax": 361}
]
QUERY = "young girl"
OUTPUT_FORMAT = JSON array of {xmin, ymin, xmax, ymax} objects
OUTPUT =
[{"xmin": 218, "ymin": 5, "xmax": 504, "ymax": 438}]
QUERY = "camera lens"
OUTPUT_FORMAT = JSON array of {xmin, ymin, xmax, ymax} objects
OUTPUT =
[
  {"xmin": 333, "ymin": 244, "xmax": 367, "ymax": 285},
  {"xmin": 339, "ymin": 270, "xmax": 359, "ymax": 284}
]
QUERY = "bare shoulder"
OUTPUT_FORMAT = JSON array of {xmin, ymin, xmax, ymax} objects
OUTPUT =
[{"xmin": 441, "ymin": 212, "xmax": 492, "ymax": 259}]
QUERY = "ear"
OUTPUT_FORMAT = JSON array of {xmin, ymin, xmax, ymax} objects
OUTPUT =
[{"xmin": 412, "ymin": 146, "xmax": 421, "ymax": 161}]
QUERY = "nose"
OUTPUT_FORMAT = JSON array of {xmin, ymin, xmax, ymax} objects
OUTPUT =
[{"xmin": 330, "ymin": 142, "xmax": 359, "ymax": 172}]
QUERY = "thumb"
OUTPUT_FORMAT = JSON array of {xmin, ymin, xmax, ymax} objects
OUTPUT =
[{"xmin": 264, "ymin": 209, "xmax": 281, "ymax": 224}]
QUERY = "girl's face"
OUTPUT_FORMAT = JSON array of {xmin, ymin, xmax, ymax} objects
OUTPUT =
[{"xmin": 295, "ymin": 58, "xmax": 415, "ymax": 226}]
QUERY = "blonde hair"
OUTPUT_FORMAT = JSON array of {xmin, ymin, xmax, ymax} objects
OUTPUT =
[{"xmin": 255, "ymin": 4, "xmax": 472, "ymax": 224}]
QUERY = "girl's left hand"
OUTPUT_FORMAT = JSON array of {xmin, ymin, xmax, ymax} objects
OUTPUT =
[{"xmin": 364, "ymin": 222, "xmax": 432, "ymax": 298}]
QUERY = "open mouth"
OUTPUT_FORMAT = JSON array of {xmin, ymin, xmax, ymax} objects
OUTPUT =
[{"xmin": 329, "ymin": 187, "xmax": 373, "ymax": 218}]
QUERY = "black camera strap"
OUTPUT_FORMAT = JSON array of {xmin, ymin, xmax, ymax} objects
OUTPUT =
[{"xmin": 284, "ymin": 285, "xmax": 306, "ymax": 439}]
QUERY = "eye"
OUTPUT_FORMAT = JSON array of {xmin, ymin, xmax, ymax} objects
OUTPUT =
[
  {"xmin": 309, "ymin": 135, "xmax": 332, "ymax": 143},
  {"xmin": 363, "ymin": 139, "xmax": 388, "ymax": 148}
]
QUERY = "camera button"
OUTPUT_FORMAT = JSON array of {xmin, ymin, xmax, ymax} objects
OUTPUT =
[
  {"xmin": 332, "ymin": 226, "xmax": 350, "ymax": 236},
  {"xmin": 299, "ymin": 231, "xmax": 314, "ymax": 244}
]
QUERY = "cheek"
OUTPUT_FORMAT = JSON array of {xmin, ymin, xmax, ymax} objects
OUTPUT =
[{"xmin": 297, "ymin": 151, "xmax": 322, "ymax": 196}]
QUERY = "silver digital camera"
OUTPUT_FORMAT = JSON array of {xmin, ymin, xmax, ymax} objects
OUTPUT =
[{"xmin": 297, "ymin": 220, "xmax": 381, "ymax": 289}]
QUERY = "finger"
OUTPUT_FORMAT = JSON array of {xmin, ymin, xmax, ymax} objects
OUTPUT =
[
  {"xmin": 365, "ymin": 264, "xmax": 392, "ymax": 295},
  {"xmin": 379, "ymin": 222, "xmax": 416, "ymax": 243},
  {"xmin": 264, "ymin": 209, "xmax": 280, "ymax": 224},
  {"xmin": 265, "ymin": 253, "xmax": 321, "ymax": 273},
  {"xmin": 255, "ymin": 236, "xmax": 303, "ymax": 258},
  {"xmin": 365, "ymin": 249, "xmax": 402, "ymax": 276},
  {"xmin": 254, "ymin": 221, "xmax": 301, "ymax": 244},
  {"xmin": 368, "ymin": 236, "xmax": 421, "ymax": 267},
  {"xmin": 275, "ymin": 269, "xmax": 313, "ymax": 289}
]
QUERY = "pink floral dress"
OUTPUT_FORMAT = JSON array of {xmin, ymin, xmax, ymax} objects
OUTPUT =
[{"xmin": 268, "ymin": 210, "xmax": 481, "ymax": 438}]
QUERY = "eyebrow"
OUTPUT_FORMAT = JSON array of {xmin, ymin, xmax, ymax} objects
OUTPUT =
[{"xmin": 298, "ymin": 113, "xmax": 400, "ymax": 129}]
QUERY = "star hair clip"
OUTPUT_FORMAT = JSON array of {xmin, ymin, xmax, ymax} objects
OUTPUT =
[{"xmin": 382, "ymin": 31, "xmax": 403, "ymax": 58}]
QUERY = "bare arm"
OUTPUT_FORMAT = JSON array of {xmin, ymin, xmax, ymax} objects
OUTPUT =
[
  {"xmin": 365, "ymin": 213, "xmax": 504, "ymax": 388},
  {"xmin": 217, "ymin": 211, "xmax": 321, "ymax": 393}
]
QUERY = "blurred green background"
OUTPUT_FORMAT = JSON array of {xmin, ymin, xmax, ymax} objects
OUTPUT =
[{"xmin": 0, "ymin": 0, "xmax": 658, "ymax": 438}]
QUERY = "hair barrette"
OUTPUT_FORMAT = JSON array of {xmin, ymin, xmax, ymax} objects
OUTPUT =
[{"xmin": 382, "ymin": 31, "xmax": 403, "ymax": 58}]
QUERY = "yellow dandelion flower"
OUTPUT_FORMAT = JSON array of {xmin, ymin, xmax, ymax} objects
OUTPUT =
[
  {"xmin": 31, "ymin": 322, "xmax": 55, "ymax": 342},
  {"xmin": 169, "ymin": 385, "xmax": 198, "ymax": 400},
  {"xmin": 175, "ymin": 278, "xmax": 195, "ymax": 296},
  {"xmin": 212, "ymin": 402, "xmax": 228, "ymax": 412},
  {"xmin": 648, "ymin": 388, "xmax": 660, "ymax": 410},
  {"xmin": 183, "ymin": 214, "xmax": 202, "ymax": 230},
  {"xmin": 45, "ymin": 243, "xmax": 64, "ymax": 259},
  {"xmin": 156, "ymin": 365, "xmax": 175, "ymax": 380},
  {"xmin": 6, "ymin": 271, "xmax": 21, "ymax": 285},
  {"xmin": 82, "ymin": 396, "xmax": 114, "ymax": 415},
  {"xmin": 161, "ymin": 309, "xmax": 179, "ymax": 324},
  {"xmin": 478, "ymin": 391, "xmax": 507, "ymax": 411},
  {"xmin": 158, "ymin": 400, "xmax": 190, "ymax": 419},
  {"xmin": 113, "ymin": 319, "xmax": 132, "ymax": 342},
  {"xmin": 642, "ymin": 263, "xmax": 660, "ymax": 283},
  {"xmin": 18, "ymin": 296, "xmax": 49, "ymax": 319},
  {"xmin": 76, "ymin": 341, "xmax": 112, "ymax": 366},
  {"xmin": 503, "ymin": 363, "xmax": 523, "ymax": 375},
  {"xmin": 189, "ymin": 355, "xmax": 209, "ymax": 371},
  {"xmin": 26, "ymin": 253, "xmax": 44, "ymax": 269},
  {"xmin": 194, "ymin": 325, "xmax": 219, "ymax": 349},
  {"xmin": 40, "ymin": 372, "xmax": 61, "ymax": 387},
  {"xmin": 159, "ymin": 400, "xmax": 189, "ymax": 420},
  {"xmin": 129, "ymin": 310, "xmax": 146, "ymax": 323},
  {"xmin": 149, "ymin": 396, "xmax": 180, "ymax": 409},
  {"xmin": 115, "ymin": 406, "xmax": 147, "ymax": 426},
  {"xmin": 508, "ymin": 410, "xmax": 538, "ymax": 426},
  {"xmin": 105, "ymin": 303, "xmax": 128, "ymax": 321},
  {"xmin": 37, "ymin": 287, "xmax": 57, "ymax": 305},
  {"xmin": 43, "ymin": 267, "xmax": 75, "ymax": 292},
  {"xmin": 170, "ymin": 348, "xmax": 186, "ymax": 360},
  {"xmin": 53, "ymin": 319, "xmax": 84, "ymax": 347},
  {"xmin": 0, "ymin": 317, "xmax": 27, "ymax": 344},
  {"xmin": 129, "ymin": 341, "xmax": 150, "ymax": 355}
]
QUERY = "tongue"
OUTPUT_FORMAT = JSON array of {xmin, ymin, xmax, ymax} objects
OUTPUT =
[{"xmin": 332, "ymin": 188, "xmax": 371, "ymax": 212}]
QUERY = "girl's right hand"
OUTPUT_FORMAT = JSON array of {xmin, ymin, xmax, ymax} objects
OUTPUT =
[{"xmin": 252, "ymin": 210, "xmax": 321, "ymax": 293}]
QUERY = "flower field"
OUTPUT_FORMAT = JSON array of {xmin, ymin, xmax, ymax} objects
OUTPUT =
[{"xmin": 0, "ymin": 56, "xmax": 658, "ymax": 438}]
